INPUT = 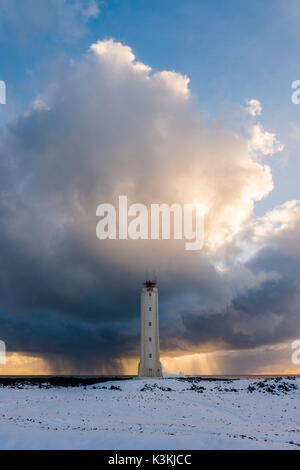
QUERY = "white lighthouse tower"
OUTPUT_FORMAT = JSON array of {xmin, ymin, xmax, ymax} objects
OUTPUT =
[{"xmin": 138, "ymin": 280, "xmax": 163, "ymax": 378}]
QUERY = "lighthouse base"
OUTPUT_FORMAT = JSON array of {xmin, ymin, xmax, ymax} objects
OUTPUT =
[{"xmin": 138, "ymin": 362, "xmax": 163, "ymax": 378}]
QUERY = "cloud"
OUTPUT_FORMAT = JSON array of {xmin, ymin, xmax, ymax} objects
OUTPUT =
[
  {"xmin": 248, "ymin": 123, "xmax": 284, "ymax": 157},
  {"xmin": 0, "ymin": 39, "xmax": 294, "ymax": 374},
  {"xmin": 79, "ymin": 0, "xmax": 100, "ymax": 19},
  {"xmin": 246, "ymin": 99, "xmax": 262, "ymax": 117},
  {"xmin": 165, "ymin": 201, "xmax": 300, "ymax": 358},
  {"xmin": 248, "ymin": 200, "xmax": 300, "ymax": 246},
  {"xmin": 246, "ymin": 99, "xmax": 284, "ymax": 160},
  {"xmin": 0, "ymin": 0, "xmax": 100, "ymax": 43}
]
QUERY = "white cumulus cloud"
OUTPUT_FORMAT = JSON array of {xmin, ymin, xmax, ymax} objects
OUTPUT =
[
  {"xmin": 248, "ymin": 123, "xmax": 284, "ymax": 157},
  {"xmin": 0, "ymin": 38, "xmax": 298, "ymax": 373},
  {"xmin": 246, "ymin": 98, "xmax": 263, "ymax": 117}
]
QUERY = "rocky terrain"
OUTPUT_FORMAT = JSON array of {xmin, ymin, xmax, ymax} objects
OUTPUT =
[{"xmin": 0, "ymin": 376, "xmax": 299, "ymax": 449}]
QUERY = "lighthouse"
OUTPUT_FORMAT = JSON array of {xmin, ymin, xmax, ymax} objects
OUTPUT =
[{"xmin": 138, "ymin": 280, "xmax": 163, "ymax": 378}]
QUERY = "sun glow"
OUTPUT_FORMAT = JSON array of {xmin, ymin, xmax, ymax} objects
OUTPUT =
[{"xmin": 0, "ymin": 353, "xmax": 52, "ymax": 375}]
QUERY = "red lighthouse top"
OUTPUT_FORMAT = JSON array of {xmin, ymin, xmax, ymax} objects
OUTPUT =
[{"xmin": 144, "ymin": 280, "xmax": 156, "ymax": 291}]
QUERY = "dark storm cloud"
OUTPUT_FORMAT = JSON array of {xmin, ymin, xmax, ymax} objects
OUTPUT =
[
  {"xmin": 0, "ymin": 308, "xmax": 138, "ymax": 374},
  {"xmin": 1, "ymin": 229, "xmax": 299, "ymax": 372},
  {"xmin": 163, "ymin": 241, "xmax": 300, "ymax": 354},
  {"xmin": 0, "ymin": 38, "xmax": 295, "ymax": 373}
]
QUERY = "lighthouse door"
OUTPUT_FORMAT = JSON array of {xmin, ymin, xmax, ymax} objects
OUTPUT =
[{"xmin": 149, "ymin": 369, "xmax": 153, "ymax": 377}]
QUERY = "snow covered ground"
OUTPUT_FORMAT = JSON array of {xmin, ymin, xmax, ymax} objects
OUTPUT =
[{"xmin": 0, "ymin": 376, "xmax": 299, "ymax": 449}]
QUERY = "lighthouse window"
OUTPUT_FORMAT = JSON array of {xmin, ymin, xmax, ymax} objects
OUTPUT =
[
  {"xmin": 149, "ymin": 293, "xmax": 151, "ymax": 297},
  {"xmin": 149, "ymin": 307, "xmax": 152, "ymax": 311},
  {"xmin": 149, "ymin": 354, "xmax": 152, "ymax": 358},
  {"xmin": 149, "ymin": 322, "xmax": 151, "ymax": 326},
  {"xmin": 149, "ymin": 337, "xmax": 152, "ymax": 342}
]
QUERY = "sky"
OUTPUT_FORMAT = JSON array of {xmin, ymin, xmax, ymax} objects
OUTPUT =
[{"xmin": 0, "ymin": 0, "xmax": 300, "ymax": 375}]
